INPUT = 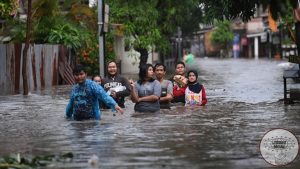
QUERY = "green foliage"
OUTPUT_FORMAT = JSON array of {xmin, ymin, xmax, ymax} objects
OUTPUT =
[
  {"xmin": 32, "ymin": 16, "xmax": 62, "ymax": 43},
  {"xmin": 62, "ymin": 2, "xmax": 104, "ymax": 75},
  {"xmin": 0, "ymin": 0, "xmax": 103, "ymax": 75},
  {"xmin": 280, "ymin": 1, "xmax": 294, "ymax": 26},
  {"xmin": 0, "ymin": 153, "xmax": 73, "ymax": 169},
  {"xmin": 76, "ymin": 38, "xmax": 112, "ymax": 76},
  {"xmin": 1, "ymin": 19, "xmax": 26, "ymax": 42},
  {"xmin": 47, "ymin": 23, "xmax": 82, "ymax": 49},
  {"xmin": 105, "ymin": 33, "xmax": 117, "ymax": 63},
  {"xmin": 0, "ymin": 0, "xmax": 18, "ymax": 19},
  {"xmin": 277, "ymin": 0, "xmax": 295, "ymax": 42},
  {"xmin": 77, "ymin": 38, "xmax": 100, "ymax": 75},
  {"xmin": 66, "ymin": 3, "xmax": 98, "ymax": 32},
  {"xmin": 32, "ymin": 0, "xmax": 60, "ymax": 18},
  {"xmin": 211, "ymin": 20, "xmax": 234, "ymax": 56},
  {"xmin": 263, "ymin": 0, "xmax": 290, "ymax": 21},
  {"xmin": 200, "ymin": 0, "xmax": 295, "ymax": 24},
  {"xmin": 200, "ymin": 0, "xmax": 257, "ymax": 23},
  {"xmin": 107, "ymin": 0, "xmax": 203, "ymax": 56}
]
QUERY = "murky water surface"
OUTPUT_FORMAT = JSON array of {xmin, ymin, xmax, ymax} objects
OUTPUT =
[{"xmin": 0, "ymin": 58, "xmax": 300, "ymax": 169}]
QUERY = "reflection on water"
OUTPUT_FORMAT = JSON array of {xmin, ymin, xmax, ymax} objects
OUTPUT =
[
  {"xmin": 198, "ymin": 58, "xmax": 285, "ymax": 103},
  {"xmin": 0, "ymin": 58, "xmax": 300, "ymax": 169}
]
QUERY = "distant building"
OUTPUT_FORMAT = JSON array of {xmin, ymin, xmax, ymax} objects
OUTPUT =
[{"xmin": 190, "ymin": 3, "xmax": 285, "ymax": 59}]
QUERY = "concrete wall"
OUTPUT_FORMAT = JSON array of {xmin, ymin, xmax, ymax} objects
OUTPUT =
[
  {"xmin": 113, "ymin": 36, "xmax": 154, "ymax": 74},
  {"xmin": 121, "ymin": 49, "xmax": 153, "ymax": 74}
]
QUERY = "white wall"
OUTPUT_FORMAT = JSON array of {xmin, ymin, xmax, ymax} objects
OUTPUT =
[
  {"xmin": 121, "ymin": 49, "xmax": 153, "ymax": 74},
  {"xmin": 89, "ymin": 0, "xmax": 97, "ymax": 7}
]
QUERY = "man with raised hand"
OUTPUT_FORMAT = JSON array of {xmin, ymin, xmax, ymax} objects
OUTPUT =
[{"xmin": 66, "ymin": 65, "xmax": 123, "ymax": 120}]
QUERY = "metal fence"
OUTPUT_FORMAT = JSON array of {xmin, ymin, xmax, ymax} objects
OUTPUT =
[{"xmin": 0, "ymin": 43, "xmax": 73, "ymax": 95}]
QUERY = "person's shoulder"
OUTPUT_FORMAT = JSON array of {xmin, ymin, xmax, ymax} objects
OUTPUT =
[
  {"xmin": 153, "ymin": 79, "xmax": 161, "ymax": 85},
  {"xmin": 71, "ymin": 84, "xmax": 78, "ymax": 91},
  {"xmin": 166, "ymin": 80, "xmax": 173, "ymax": 87},
  {"xmin": 160, "ymin": 79, "xmax": 171, "ymax": 85},
  {"xmin": 164, "ymin": 79, "xmax": 172, "ymax": 84},
  {"xmin": 86, "ymin": 79, "xmax": 94, "ymax": 84},
  {"xmin": 86, "ymin": 79, "xmax": 100, "ymax": 88}
]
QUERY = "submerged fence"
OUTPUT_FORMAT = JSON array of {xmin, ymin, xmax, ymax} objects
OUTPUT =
[{"xmin": 0, "ymin": 44, "xmax": 74, "ymax": 95}]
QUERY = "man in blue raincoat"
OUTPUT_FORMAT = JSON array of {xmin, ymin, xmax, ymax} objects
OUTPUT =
[{"xmin": 66, "ymin": 65, "xmax": 123, "ymax": 120}]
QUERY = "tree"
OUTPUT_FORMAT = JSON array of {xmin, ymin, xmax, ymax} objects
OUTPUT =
[
  {"xmin": 200, "ymin": 0, "xmax": 300, "ymax": 60},
  {"xmin": 211, "ymin": 20, "xmax": 234, "ymax": 57},
  {"xmin": 22, "ymin": 0, "xmax": 32, "ymax": 95},
  {"xmin": 199, "ymin": 0, "xmax": 258, "ymax": 23},
  {"xmin": 107, "ymin": 0, "xmax": 203, "ymax": 66},
  {"xmin": 0, "ymin": 0, "xmax": 18, "ymax": 19}
]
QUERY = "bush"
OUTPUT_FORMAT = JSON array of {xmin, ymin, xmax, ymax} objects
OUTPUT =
[{"xmin": 47, "ymin": 23, "xmax": 82, "ymax": 49}]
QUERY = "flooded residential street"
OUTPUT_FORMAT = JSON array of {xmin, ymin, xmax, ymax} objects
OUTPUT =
[{"xmin": 0, "ymin": 58, "xmax": 300, "ymax": 169}]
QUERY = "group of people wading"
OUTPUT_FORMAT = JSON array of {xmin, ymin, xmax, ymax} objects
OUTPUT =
[{"xmin": 66, "ymin": 61, "xmax": 207, "ymax": 120}]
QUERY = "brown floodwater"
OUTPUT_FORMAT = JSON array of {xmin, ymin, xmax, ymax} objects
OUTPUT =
[{"xmin": 0, "ymin": 58, "xmax": 299, "ymax": 169}]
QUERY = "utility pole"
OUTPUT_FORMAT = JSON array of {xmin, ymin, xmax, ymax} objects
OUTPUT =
[
  {"xmin": 176, "ymin": 27, "xmax": 182, "ymax": 61},
  {"xmin": 98, "ymin": 0, "xmax": 104, "ymax": 77}
]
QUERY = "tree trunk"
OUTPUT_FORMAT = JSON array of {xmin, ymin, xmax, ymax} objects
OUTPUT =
[
  {"xmin": 22, "ymin": 0, "xmax": 32, "ymax": 95},
  {"xmin": 136, "ymin": 48, "xmax": 148, "ymax": 68},
  {"xmin": 295, "ymin": 22, "xmax": 300, "ymax": 71}
]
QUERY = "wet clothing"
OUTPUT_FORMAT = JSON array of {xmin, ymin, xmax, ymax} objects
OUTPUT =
[
  {"xmin": 171, "ymin": 79, "xmax": 187, "ymax": 103},
  {"xmin": 184, "ymin": 54, "xmax": 194, "ymax": 64},
  {"xmin": 102, "ymin": 75, "xmax": 131, "ymax": 108},
  {"xmin": 185, "ymin": 83, "xmax": 207, "ymax": 106},
  {"xmin": 134, "ymin": 80, "xmax": 161, "ymax": 112},
  {"xmin": 188, "ymin": 82, "xmax": 202, "ymax": 93},
  {"xmin": 159, "ymin": 80, "xmax": 173, "ymax": 109},
  {"xmin": 66, "ymin": 79, "xmax": 117, "ymax": 120}
]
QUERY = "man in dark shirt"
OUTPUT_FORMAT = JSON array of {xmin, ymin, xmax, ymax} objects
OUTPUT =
[{"xmin": 102, "ymin": 61, "xmax": 131, "ymax": 108}]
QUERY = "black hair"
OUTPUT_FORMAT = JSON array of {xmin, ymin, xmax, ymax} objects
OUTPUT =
[
  {"xmin": 92, "ymin": 75, "xmax": 102, "ymax": 81},
  {"xmin": 73, "ymin": 64, "xmax": 85, "ymax": 74},
  {"xmin": 175, "ymin": 61, "xmax": 185, "ymax": 68},
  {"xmin": 107, "ymin": 60, "xmax": 117, "ymax": 66},
  {"xmin": 187, "ymin": 70, "xmax": 198, "ymax": 84},
  {"xmin": 154, "ymin": 63, "xmax": 166, "ymax": 71},
  {"xmin": 138, "ymin": 63, "xmax": 154, "ymax": 84}
]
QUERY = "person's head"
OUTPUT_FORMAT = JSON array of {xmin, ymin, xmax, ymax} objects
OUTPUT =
[
  {"xmin": 138, "ymin": 63, "xmax": 154, "ymax": 84},
  {"xmin": 92, "ymin": 75, "xmax": 102, "ymax": 85},
  {"xmin": 183, "ymin": 49, "xmax": 190, "ymax": 55},
  {"xmin": 187, "ymin": 70, "xmax": 198, "ymax": 84},
  {"xmin": 107, "ymin": 61, "xmax": 118, "ymax": 76},
  {"xmin": 154, "ymin": 63, "xmax": 166, "ymax": 80},
  {"xmin": 73, "ymin": 64, "xmax": 87, "ymax": 84},
  {"xmin": 175, "ymin": 61, "xmax": 186, "ymax": 75}
]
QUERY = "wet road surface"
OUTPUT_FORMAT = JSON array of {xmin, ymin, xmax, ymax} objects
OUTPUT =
[{"xmin": 0, "ymin": 58, "xmax": 300, "ymax": 169}]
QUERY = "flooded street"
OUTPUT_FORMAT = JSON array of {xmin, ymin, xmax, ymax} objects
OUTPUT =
[{"xmin": 0, "ymin": 58, "xmax": 300, "ymax": 169}]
